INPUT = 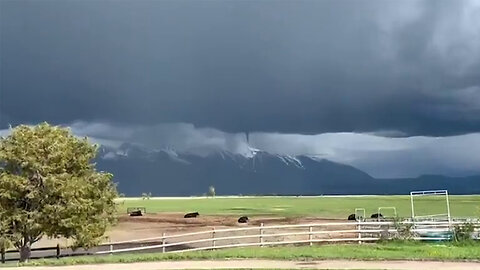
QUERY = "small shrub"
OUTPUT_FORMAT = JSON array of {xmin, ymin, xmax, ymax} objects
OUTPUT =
[
  {"xmin": 0, "ymin": 237, "xmax": 12, "ymax": 253},
  {"xmin": 207, "ymin": 186, "xmax": 215, "ymax": 197},
  {"xmin": 453, "ymin": 222, "xmax": 475, "ymax": 244},
  {"xmin": 141, "ymin": 192, "xmax": 152, "ymax": 200},
  {"xmin": 393, "ymin": 220, "xmax": 414, "ymax": 240}
]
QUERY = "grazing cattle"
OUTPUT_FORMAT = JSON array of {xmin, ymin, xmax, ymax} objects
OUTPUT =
[
  {"xmin": 370, "ymin": 213, "xmax": 384, "ymax": 219},
  {"xmin": 184, "ymin": 212, "xmax": 199, "ymax": 218},
  {"xmin": 347, "ymin": 213, "xmax": 356, "ymax": 220},
  {"xmin": 238, "ymin": 216, "xmax": 249, "ymax": 223},
  {"xmin": 129, "ymin": 210, "xmax": 143, "ymax": 217}
]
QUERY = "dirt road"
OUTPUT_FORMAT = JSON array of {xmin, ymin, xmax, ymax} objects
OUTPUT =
[{"xmin": 15, "ymin": 260, "xmax": 480, "ymax": 270}]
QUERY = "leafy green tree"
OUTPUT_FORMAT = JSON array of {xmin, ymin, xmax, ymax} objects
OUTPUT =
[
  {"xmin": 141, "ymin": 192, "xmax": 152, "ymax": 200},
  {"xmin": 0, "ymin": 123, "xmax": 117, "ymax": 262}
]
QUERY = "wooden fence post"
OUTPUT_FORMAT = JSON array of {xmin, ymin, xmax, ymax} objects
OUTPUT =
[
  {"xmin": 309, "ymin": 226, "xmax": 313, "ymax": 246},
  {"xmin": 56, "ymin": 244, "xmax": 60, "ymax": 259},
  {"xmin": 1, "ymin": 247, "xmax": 5, "ymax": 264},
  {"xmin": 109, "ymin": 244, "xmax": 113, "ymax": 255},
  {"xmin": 162, "ymin": 232, "xmax": 166, "ymax": 253},
  {"xmin": 212, "ymin": 227, "xmax": 216, "ymax": 249},
  {"xmin": 260, "ymin": 223, "xmax": 264, "ymax": 247},
  {"xmin": 357, "ymin": 220, "xmax": 362, "ymax": 244}
]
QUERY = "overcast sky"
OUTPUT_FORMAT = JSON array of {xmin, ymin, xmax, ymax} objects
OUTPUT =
[{"xmin": 1, "ymin": 0, "xmax": 480, "ymax": 178}]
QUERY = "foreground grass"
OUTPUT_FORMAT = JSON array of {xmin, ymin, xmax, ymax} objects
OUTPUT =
[
  {"xmin": 19, "ymin": 242, "xmax": 480, "ymax": 266},
  {"xmin": 119, "ymin": 195, "xmax": 480, "ymax": 218}
]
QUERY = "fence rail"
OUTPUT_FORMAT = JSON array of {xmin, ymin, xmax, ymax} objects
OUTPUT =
[
  {"xmin": 1, "ymin": 244, "xmax": 60, "ymax": 264},
  {"xmin": 96, "ymin": 220, "xmax": 480, "ymax": 255},
  {"xmin": 103, "ymin": 220, "xmax": 475, "ymax": 246},
  {"xmin": 3, "ymin": 219, "xmax": 480, "ymax": 262}
]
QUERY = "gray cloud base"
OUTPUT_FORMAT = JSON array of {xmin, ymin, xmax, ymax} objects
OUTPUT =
[
  {"xmin": 70, "ymin": 122, "xmax": 480, "ymax": 178},
  {"xmin": 2, "ymin": 121, "xmax": 480, "ymax": 178}
]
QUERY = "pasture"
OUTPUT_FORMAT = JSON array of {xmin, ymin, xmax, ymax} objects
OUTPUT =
[
  {"xmin": 9, "ymin": 194, "xmax": 480, "ymax": 267},
  {"xmin": 118, "ymin": 195, "xmax": 480, "ymax": 218},
  {"xmin": 18, "ymin": 242, "xmax": 480, "ymax": 267}
]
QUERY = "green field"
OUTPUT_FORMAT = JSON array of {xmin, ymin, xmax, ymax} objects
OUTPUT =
[
  {"xmin": 18, "ymin": 242, "xmax": 480, "ymax": 267},
  {"xmin": 119, "ymin": 195, "xmax": 480, "ymax": 218}
]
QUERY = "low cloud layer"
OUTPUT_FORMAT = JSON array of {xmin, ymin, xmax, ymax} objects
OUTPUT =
[
  {"xmin": 3, "ymin": 121, "xmax": 477, "ymax": 179},
  {"xmin": 76, "ymin": 122, "xmax": 480, "ymax": 178},
  {"xmin": 250, "ymin": 132, "xmax": 480, "ymax": 178},
  {"xmin": 70, "ymin": 121, "xmax": 252, "ymax": 157}
]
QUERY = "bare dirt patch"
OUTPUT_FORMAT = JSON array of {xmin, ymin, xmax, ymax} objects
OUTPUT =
[
  {"xmin": 112, "ymin": 213, "xmax": 346, "ymax": 240},
  {"xmin": 107, "ymin": 213, "xmax": 357, "ymax": 250},
  {"xmin": 34, "ymin": 213, "xmax": 355, "ymax": 250},
  {"xmin": 13, "ymin": 214, "xmax": 361, "ymax": 261}
]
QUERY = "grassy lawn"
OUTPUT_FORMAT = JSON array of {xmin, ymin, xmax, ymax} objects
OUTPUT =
[
  {"xmin": 17, "ymin": 242, "xmax": 480, "ymax": 267},
  {"xmin": 118, "ymin": 195, "xmax": 480, "ymax": 218}
]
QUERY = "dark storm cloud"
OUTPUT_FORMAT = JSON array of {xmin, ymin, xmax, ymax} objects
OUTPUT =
[{"xmin": 1, "ymin": 0, "xmax": 480, "ymax": 135}]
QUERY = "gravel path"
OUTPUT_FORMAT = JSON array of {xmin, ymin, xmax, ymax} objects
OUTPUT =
[{"xmin": 15, "ymin": 259, "xmax": 480, "ymax": 270}]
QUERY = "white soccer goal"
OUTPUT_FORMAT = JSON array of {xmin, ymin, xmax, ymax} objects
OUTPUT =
[{"xmin": 410, "ymin": 190, "xmax": 451, "ymax": 222}]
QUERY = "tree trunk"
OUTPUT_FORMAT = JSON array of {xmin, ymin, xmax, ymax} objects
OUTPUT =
[{"xmin": 19, "ymin": 242, "xmax": 31, "ymax": 263}]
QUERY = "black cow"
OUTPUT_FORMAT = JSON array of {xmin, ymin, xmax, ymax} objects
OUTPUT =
[
  {"xmin": 129, "ymin": 210, "xmax": 143, "ymax": 217},
  {"xmin": 184, "ymin": 212, "xmax": 200, "ymax": 218},
  {"xmin": 238, "ymin": 216, "xmax": 249, "ymax": 223},
  {"xmin": 370, "ymin": 213, "xmax": 384, "ymax": 219},
  {"xmin": 347, "ymin": 213, "xmax": 356, "ymax": 220}
]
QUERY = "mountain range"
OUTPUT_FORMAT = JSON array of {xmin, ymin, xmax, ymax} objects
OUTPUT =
[{"xmin": 96, "ymin": 143, "xmax": 480, "ymax": 196}]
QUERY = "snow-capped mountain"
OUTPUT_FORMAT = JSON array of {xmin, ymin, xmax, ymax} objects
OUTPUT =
[{"xmin": 96, "ymin": 144, "xmax": 480, "ymax": 196}]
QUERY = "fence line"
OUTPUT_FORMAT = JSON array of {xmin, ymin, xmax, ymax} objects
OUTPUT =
[
  {"xmin": 169, "ymin": 237, "xmax": 383, "ymax": 253},
  {"xmin": 104, "ymin": 220, "xmax": 478, "ymax": 246},
  {"xmin": 103, "ymin": 221, "xmax": 391, "ymax": 245},
  {"xmin": 95, "ymin": 220, "xmax": 480, "ymax": 255},
  {"xmin": 1, "ymin": 244, "xmax": 60, "ymax": 264},
  {"xmin": 96, "ymin": 228, "xmax": 389, "ymax": 255},
  {"xmin": 3, "ymin": 220, "xmax": 480, "ymax": 262}
]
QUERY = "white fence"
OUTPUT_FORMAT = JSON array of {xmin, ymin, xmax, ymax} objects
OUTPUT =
[{"xmin": 97, "ymin": 220, "xmax": 480, "ymax": 255}]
